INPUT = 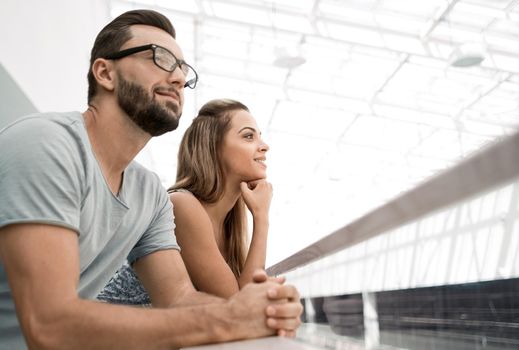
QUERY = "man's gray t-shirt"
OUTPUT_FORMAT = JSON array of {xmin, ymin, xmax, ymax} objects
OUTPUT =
[{"xmin": 0, "ymin": 111, "xmax": 179, "ymax": 349}]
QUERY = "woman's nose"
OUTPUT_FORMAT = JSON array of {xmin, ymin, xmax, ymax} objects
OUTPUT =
[{"xmin": 260, "ymin": 140, "xmax": 269, "ymax": 152}]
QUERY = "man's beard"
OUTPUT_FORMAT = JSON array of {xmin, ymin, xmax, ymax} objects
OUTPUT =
[{"xmin": 117, "ymin": 77, "xmax": 181, "ymax": 136}]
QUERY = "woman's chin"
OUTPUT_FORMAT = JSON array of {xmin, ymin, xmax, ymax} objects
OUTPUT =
[{"xmin": 243, "ymin": 174, "xmax": 267, "ymax": 183}]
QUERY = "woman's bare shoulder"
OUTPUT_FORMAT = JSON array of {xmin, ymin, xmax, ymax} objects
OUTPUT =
[{"xmin": 169, "ymin": 190, "xmax": 206, "ymax": 217}]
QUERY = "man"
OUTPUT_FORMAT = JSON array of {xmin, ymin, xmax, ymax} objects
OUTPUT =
[{"xmin": 0, "ymin": 9, "xmax": 302, "ymax": 349}]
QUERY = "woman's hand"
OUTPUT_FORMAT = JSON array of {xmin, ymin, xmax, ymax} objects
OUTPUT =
[{"xmin": 240, "ymin": 180, "xmax": 273, "ymax": 219}]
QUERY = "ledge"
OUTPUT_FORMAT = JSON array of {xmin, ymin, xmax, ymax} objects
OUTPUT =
[{"xmin": 182, "ymin": 336, "xmax": 325, "ymax": 349}]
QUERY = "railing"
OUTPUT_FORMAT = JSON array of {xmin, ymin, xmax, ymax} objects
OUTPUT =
[
  {"xmin": 183, "ymin": 336, "xmax": 325, "ymax": 349},
  {"xmin": 187, "ymin": 131, "xmax": 519, "ymax": 350},
  {"xmin": 267, "ymin": 130, "xmax": 519, "ymax": 277},
  {"xmin": 266, "ymin": 129, "xmax": 519, "ymax": 350}
]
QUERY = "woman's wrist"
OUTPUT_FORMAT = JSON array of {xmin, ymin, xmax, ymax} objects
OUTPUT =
[
  {"xmin": 252, "ymin": 213, "xmax": 269, "ymax": 225},
  {"xmin": 250, "ymin": 206, "xmax": 269, "ymax": 217}
]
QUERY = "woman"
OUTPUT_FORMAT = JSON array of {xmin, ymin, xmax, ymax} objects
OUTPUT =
[{"xmin": 98, "ymin": 99, "xmax": 271, "ymax": 303}]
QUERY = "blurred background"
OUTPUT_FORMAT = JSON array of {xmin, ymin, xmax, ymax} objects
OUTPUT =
[
  {"xmin": 2, "ymin": 1, "xmax": 519, "ymax": 349},
  {"xmin": 2, "ymin": 0, "xmax": 519, "ymax": 265}
]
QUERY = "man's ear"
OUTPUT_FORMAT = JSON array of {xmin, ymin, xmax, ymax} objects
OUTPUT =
[{"xmin": 91, "ymin": 58, "xmax": 116, "ymax": 92}]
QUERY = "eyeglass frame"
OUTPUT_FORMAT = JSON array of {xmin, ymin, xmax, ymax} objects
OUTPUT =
[{"xmin": 102, "ymin": 44, "xmax": 198, "ymax": 89}]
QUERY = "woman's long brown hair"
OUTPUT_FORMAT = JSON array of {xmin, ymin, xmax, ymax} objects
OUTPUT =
[{"xmin": 169, "ymin": 99, "xmax": 250, "ymax": 278}]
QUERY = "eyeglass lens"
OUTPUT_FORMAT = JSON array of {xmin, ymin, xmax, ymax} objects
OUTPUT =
[{"xmin": 154, "ymin": 46, "xmax": 197, "ymax": 88}]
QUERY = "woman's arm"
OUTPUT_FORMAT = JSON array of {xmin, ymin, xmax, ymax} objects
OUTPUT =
[
  {"xmin": 170, "ymin": 191, "xmax": 240, "ymax": 298},
  {"xmin": 237, "ymin": 180, "xmax": 272, "ymax": 288}
]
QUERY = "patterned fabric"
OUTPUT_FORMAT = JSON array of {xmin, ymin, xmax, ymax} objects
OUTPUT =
[
  {"xmin": 97, "ymin": 262, "xmax": 151, "ymax": 306},
  {"xmin": 97, "ymin": 189, "xmax": 192, "ymax": 306}
]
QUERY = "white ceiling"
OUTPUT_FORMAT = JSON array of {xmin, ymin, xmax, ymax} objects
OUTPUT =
[{"xmin": 2, "ymin": 0, "xmax": 519, "ymax": 265}]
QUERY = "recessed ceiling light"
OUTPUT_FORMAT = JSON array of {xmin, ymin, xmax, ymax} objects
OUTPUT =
[
  {"xmin": 449, "ymin": 43, "xmax": 486, "ymax": 68},
  {"xmin": 273, "ymin": 47, "xmax": 306, "ymax": 69}
]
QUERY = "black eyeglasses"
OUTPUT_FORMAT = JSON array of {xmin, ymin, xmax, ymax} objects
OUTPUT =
[{"xmin": 103, "ymin": 44, "xmax": 198, "ymax": 89}]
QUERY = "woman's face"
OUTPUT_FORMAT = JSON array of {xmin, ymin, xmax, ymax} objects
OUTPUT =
[{"xmin": 220, "ymin": 109, "xmax": 269, "ymax": 183}]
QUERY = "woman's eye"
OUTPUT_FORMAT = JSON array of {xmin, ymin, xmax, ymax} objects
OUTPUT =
[{"xmin": 244, "ymin": 133, "xmax": 254, "ymax": 139}]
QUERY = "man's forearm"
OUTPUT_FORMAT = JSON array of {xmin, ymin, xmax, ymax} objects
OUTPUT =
[
  {"xmin": 27, "ymin": 298, "xmax": 240, "ymax": 349},
  {"xmin": 167, "ymin": 289, "xmax": 226, "ymax": 307}
]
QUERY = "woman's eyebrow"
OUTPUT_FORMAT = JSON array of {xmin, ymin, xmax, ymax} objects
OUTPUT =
[{"xmin": 238, "ymin": 126, "xmax": 257, "ymax": 133}]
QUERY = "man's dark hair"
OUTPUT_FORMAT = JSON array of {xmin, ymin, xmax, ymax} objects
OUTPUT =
[{"xmin": 87, "ymin": 9, "xmax": 176, "ymax": 103}]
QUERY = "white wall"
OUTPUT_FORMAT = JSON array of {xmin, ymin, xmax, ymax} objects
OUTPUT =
[
  {"xmin": 0, "ymin": 62, "xmax": 37, "ymax": 128},
  {"xmin": 0, "ymin": 0, "xmax": 110, "ymax": 113}
]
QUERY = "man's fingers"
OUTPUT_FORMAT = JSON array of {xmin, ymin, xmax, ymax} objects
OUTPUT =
[
  {"xmin": 278, "ymin": 329, "xmax": 296, "ymax": 338},
  {"xmin": 266, "ymin": 316, "xmax": 302, "ymax": 331},
  {"xmin": 267, "ymin": 284, "xmax": 300, "ymax": 301},
  {"xmin": 252, "ymin": 270, "xmax": 286, "ymax": 285},
  {"xmin": 266, "ymin": 301, "xmax": 303, "ymax": 318},
  {"xmin": 270, "ymin": 275, "xmax": 285, "ymax": 284},
  {"xmin": 263, "ymin": 284, "xmax": 303, "ymax": 335}
]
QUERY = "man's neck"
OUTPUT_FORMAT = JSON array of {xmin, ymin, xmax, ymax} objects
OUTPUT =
[{"xmin": 82, "ymin": 102, "xmax": 150, "ymax": 194}]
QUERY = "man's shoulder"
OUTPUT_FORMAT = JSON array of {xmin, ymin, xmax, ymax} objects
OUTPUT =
[
  {"xmin": 2, "ymin": 111, "xmax": 82, "ymax": 127},
  {"xmin": 0, "ymin": 111, "xmax": 89, "ymax": 174},
  {"xmin": 1, "ymin": 111, "xmax": 84, "ymax": 139}
]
